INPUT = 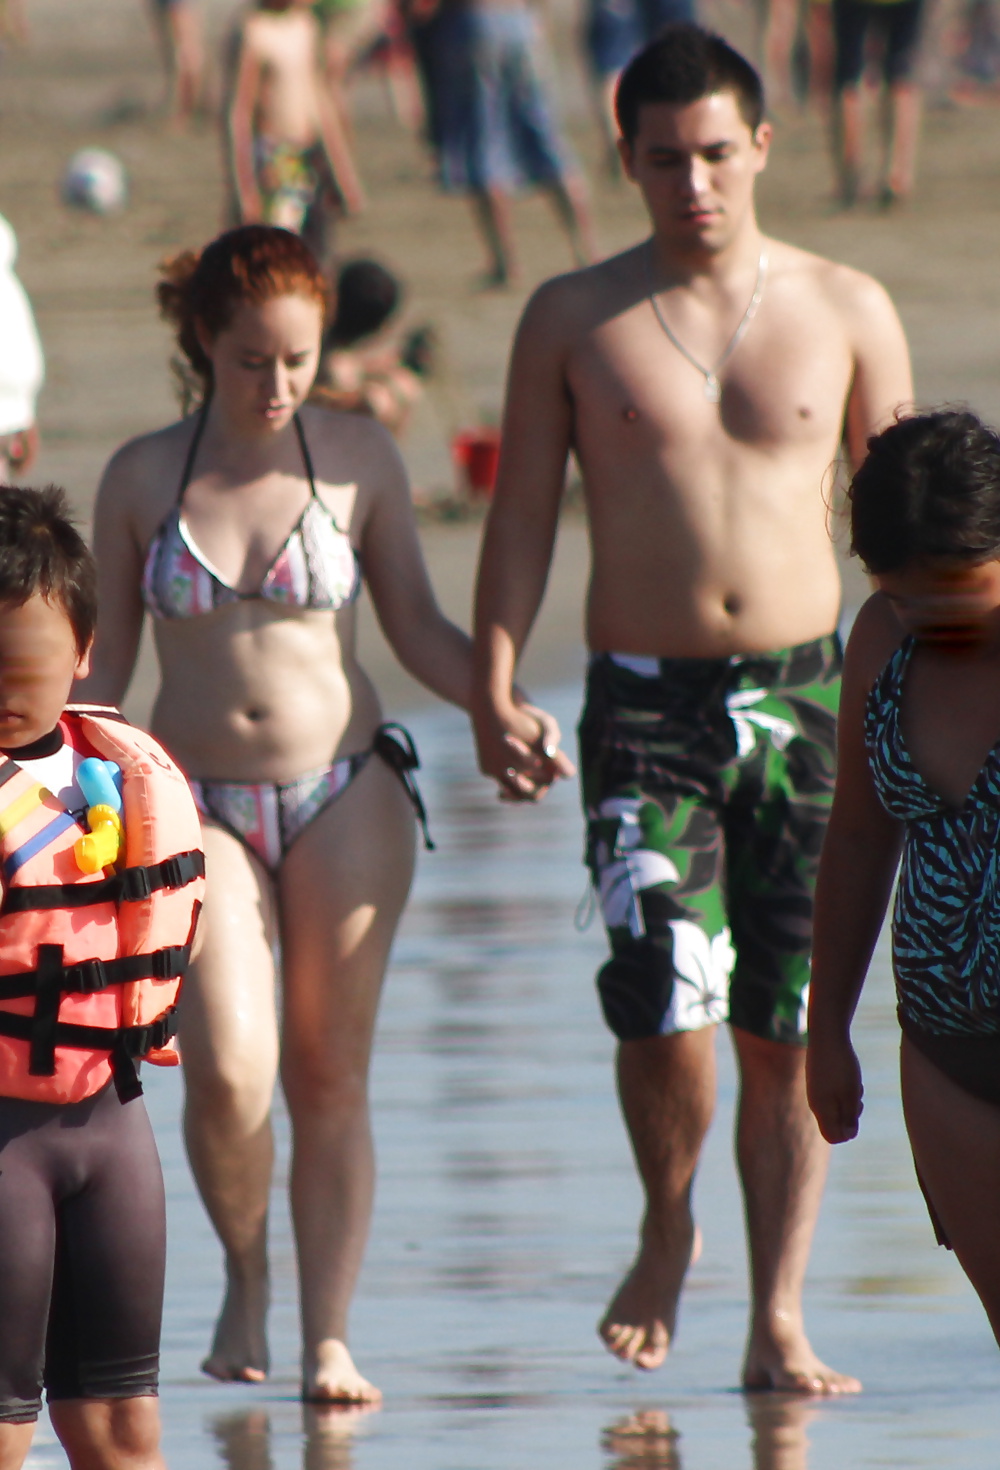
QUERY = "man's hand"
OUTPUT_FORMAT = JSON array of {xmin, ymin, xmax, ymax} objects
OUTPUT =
[
  {"xmin": 473, "ymin": 694, "xmax": 575, "ymax": 802},
  {"xmin": 805, "ymin": 1035, "xmax": 864, "ymax": 1144},
  {"xmin": 6, "ymin": 424, "xmax": 38, "ymax": 474}
]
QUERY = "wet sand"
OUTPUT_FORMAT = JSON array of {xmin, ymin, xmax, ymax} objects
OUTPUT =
[{"xmin": 6, "ymin": 4, "xmax": 1000, "ymax": 1467}]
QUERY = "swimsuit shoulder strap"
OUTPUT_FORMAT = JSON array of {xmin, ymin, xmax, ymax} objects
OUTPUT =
[
  {"xmin": 293, "ymin": 411, "xmax": 352, "ymax": 537},
  {"xmin": 293, "ymin": 413, "xmax": 320, "ymax": 500},
  {"xmin": 176, "ymin": 402, "xmax": 209, "ymax": 506}
]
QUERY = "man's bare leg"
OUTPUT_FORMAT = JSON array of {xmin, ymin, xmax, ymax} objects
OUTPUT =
[
  {"xmin": 600, "ymin": 1027, "xmax": 716, "ymax": 1369},
  {"xmin": 734, "ymin": 1028, "xmax": 860, "ymax": 1394},
  {"xmin": 470, "ymin": 188, "xmax": 518, "ymax": 288},
  {"xmin": 546, "ymin": 174, "xmax": 598, "ymax": 267}
]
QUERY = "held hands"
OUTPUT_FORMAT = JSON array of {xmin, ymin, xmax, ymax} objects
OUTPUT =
[
  {"xmin": 806, "ymin": 1035, "xmax": 864, "ymax": 1145},
  {"xmin": 473, "ymin": 694, "xmax": 576, "ymax": 802}
]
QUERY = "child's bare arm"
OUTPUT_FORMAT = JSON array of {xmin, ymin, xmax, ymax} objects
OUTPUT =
[
  {"xmin": 229, "ymin": 26, "xmax": 264, "ymax": 220},
  {"xmin": 316, "ymin": 86, "xmax": 366, "ymax": 215},
  {"xmin": 807, "ymin": 593, "xmax": 905, "ymax": 1143}
]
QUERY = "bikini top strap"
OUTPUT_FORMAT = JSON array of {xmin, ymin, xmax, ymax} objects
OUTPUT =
[
  {"xmin": 293, "ymin": 413, "xmax": 320, "ymax": 500},
  {"xmin": 176, "ymin": 401, "xmax": 210, "ymax": 506},
  {"xmin": 293, "ymin": 411, "xmax": 353, "ymax": 539}
]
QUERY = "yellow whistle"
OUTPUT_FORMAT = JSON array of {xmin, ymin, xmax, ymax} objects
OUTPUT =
[{"xmin": 75, "ymin": 805, "xmax": 124, "ymax": 874}]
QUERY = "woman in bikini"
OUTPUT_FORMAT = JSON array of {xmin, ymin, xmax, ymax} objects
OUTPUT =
[
  {"xmin": 81, "ymin": 224, "xmax": 557, "ymax": 1403},
  {"xmin": 807, "ymin": 409, "xmax": 1000, "ymax": 1344}
]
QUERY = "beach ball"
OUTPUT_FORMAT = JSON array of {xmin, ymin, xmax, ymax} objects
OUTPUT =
[{"xmin": 61, "ymin": 149, "xmax": 128, "ymax": 214}]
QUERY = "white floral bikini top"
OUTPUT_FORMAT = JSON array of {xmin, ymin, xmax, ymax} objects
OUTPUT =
[{"xmin": 141, "ymin": 409, "xmax": 362, "ymax": 620}]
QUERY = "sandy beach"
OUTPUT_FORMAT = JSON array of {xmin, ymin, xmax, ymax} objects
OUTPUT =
[{"xmin": 7, "ymin": 9, "xmax": 1000, "ymax": 1469}]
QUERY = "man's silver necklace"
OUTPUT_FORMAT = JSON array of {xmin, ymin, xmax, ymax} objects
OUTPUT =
[{"xmin": 645, "ymin": 243, "xmax": 769, "ymax": 404}]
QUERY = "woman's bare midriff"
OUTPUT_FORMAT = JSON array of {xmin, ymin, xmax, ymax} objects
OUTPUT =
[{"xmin": 149, "ymin": 601, "xmax": 383, "ymax": 782}]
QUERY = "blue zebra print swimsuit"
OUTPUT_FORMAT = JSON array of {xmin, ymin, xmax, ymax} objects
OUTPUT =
[{"xmin": 866, "ymin": 635, "xmax": 1000, "ymax": 1039}]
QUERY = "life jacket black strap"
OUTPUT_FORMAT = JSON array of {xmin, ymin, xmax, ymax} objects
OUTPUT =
[
  {"xmin": 0, "ymin": 939, "xmax": 195, "ymax": 1003},
  {"xmin": 0, "ymin": 849, "xmax": 205, "ymax": 915},
  {"xmin": 0, "ymin": 1005, "xmax": 178, "ymax": 1102}
]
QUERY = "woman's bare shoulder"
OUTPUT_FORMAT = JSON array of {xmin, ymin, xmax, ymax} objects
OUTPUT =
[
  {"xmin": 96, "ymin": 417, "xmax": 199, "ymax": 545},
  {"xmin": 299, "ymin": 401, "xmax": 401, "ymax": 479}
]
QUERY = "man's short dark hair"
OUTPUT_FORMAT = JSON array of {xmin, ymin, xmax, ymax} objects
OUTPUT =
[
  {"xmin": 615, "ymin": 24, "xmax": 765, "ymax": 144},
  {"xmin": 0, "ymin": 486, "xmax": 97, "ymax": 653},
  {"xmin": 326, "ymin": 258, "xmax": 402, "ymax": 349}
]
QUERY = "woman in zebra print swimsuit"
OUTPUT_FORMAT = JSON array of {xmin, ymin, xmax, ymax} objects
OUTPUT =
[{"xmin": 807, "ymin": 409, "xmax": 1000, "ymax": 1346}]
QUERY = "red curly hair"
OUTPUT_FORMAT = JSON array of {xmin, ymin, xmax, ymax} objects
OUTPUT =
[{"xmin": 158, "ymin": 225, "xmax": 330, "ymax": 405}]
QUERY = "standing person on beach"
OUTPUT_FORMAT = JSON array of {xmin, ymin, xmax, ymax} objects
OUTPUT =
[
  {"xmin": 229, "ymin": 0, "xmax": 365, "ymax": 265},
  {"xmin": 78, "ymin": 224, "xmax": 530, "ymax": 1404},
  {"xmin": 830, "ymin": 0, "xmax": 925, "ymax": 205},
  {"xmin": 472, "ymin": 24, "xmax": 912, "ymax": 1387},
  {"xmin": 407, "ymin": 0, "xmax": 597, "ymax": 287},
  {"xmin": 0, "ymin": 213, "xmax": 43, "ymax": 480}
]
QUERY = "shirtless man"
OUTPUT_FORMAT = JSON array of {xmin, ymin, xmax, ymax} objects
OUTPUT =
[
  {"xmin": 472, "ymin": 23, "xmax": 912, "ymax": 1390},
  {"xmin": 230, "ymin": 0, "xmax": 364, "ymax": 261}
]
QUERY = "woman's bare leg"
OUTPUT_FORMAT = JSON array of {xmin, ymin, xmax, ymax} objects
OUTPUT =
[
  {"xmin": 279, "ymin": 758, "xmax": 416, "ymax": 1403},
  {"xmin": 901, "ymin": 1035, "xmax": 1000, "ymax": 1341},
  {"xmin": 179, "ymin": 824, "xmax": 280, "ymax": 1382}
]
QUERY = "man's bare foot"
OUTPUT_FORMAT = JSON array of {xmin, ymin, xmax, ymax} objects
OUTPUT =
[
  {"xmin": 598, "ymin": 1225, "xmax": 702, "ymax": 1371},
  {"xmin": 742, "ymin": 1319, "xmax": 861, "ymax": 1395},
  {"xmin": 201, "ymin": 1271, "xmax": 269, "ymax": 1384},
  {"xmin": 302, "ymin": 1339, "xmax": 382, "ymax": 1405}
]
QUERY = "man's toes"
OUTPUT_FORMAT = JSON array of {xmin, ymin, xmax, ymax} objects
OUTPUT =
[
  {"xmin": 601, "ymin": 1322, "xmax": 641, "ymax": 1360},
  {"xmin": 814, "ymin": 1369, "xmax": 862, "ymax": 1396}
]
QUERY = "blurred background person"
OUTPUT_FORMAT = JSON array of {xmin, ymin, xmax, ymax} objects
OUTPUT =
[
  {"xmin": 407, "ymin": 0, "xmax": 597, "ymax": 288},
  {"xmin": 312, "ymin": 256, "xmax": 436, "ymax": 436},
  {"xmin": 582, "ymin": 0, "xmax": 695, "ymax": 170},
  {"xmin": 148, "ymin": 0, "xmax": 206, "ymax": 127},
  {"xmin": 831, "ymin": 0, "xmax": 926, "ymax": 205},
  {"xmin": 0, "ymin": 212, "xmax": 43, "ymax": 479},
  {"xmin": 229, "ymin": 0, "xmax": 366, "ymax": 267}
]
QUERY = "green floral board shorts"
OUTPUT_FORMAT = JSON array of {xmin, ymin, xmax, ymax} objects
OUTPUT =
[{"xmin": 578, "ymin": 637, "xmax": 842, "ymax": 1045}]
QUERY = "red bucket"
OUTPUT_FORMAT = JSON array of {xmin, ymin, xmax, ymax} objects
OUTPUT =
[{"xmin": 451, "ymin": 427, "xmax": 501, "ymax": 498}]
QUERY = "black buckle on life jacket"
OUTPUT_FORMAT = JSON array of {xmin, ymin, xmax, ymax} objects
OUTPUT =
[{"xmin": 28, "ymin": 944, "xmax": 64, "ymax": 1077}]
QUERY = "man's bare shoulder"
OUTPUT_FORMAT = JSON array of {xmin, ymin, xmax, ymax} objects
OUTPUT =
[
  {"xmin": 518, "ymin": 244, "xmax": 647, "ymax": 348},
  {"xmin": 768, "ymin": 238, "xmax": 899, "ymax": 331}
]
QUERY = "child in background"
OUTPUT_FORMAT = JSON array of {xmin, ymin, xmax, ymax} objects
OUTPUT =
[
  {"xmin": 808, "ymin": 410, "xmax": 1000, "ymax": 1344},
  {"xmin": 229, "ymin": 0, "xmax": 365, "ymax": 265},
  {"xmin": 312, "ymin": 257, "xmax": 435, "ymax": 435},
  {"xmin": 0, "ymin": 485, "xmax": 203, "ymax": 1467}
]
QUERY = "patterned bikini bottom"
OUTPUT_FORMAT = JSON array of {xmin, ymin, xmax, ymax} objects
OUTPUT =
[{"xmin": 189, "ymin": 723, "xmax": 432, "ymax": 875}]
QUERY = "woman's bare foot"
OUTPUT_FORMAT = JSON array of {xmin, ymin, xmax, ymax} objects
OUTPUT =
[
  {"xmin": 201, "ymin": 1270, "xmax": 270, "ymax": 1383},
  {"xmin": 742, "ymin": 1316, "xmax": 861, "ymax": 1394},
  {"xmin": 302, "ymin": 1339, "xmax": 382, "ymax": 1405},
  {"xmin": 598, "ymin": 1225, "xmax": 702, "ymax": 1370}
]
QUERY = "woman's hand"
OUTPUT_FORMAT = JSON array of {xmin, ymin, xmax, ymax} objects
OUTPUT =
[
  {"xmin": 806, "ymin": 1035, "xmax": 864, "ymax": 1144},
  {"xmin": 474, "ymin": 693, "xmax": 575, "ymax": 802}
]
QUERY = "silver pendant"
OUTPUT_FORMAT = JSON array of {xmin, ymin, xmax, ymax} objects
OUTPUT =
[{"xmin": 704, "ymin": 373, "xmax": 721, "ymax": 403}]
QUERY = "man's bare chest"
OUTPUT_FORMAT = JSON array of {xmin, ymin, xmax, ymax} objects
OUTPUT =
[{"xmin": 568, "ymin": 311, "xmax": 853, "ymax": 451}]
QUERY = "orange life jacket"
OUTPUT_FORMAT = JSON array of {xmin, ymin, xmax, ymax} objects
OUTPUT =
[{"xmin": 0, "ymin": 705, "xmax": 205, "ymax": 1105}]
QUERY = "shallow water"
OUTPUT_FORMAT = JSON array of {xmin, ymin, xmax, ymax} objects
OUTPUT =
[{"xmin": 26, "ymin": 683, "xmax": 1000, "ymax": 1470}]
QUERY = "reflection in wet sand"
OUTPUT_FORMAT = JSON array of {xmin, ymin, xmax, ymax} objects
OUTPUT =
[
  {"xmin": 601, "ymin": 1397, "xmax": 815, "ymax": 1470},
  {"xmin": 210, "ymin": 1406, "xmax": 376, "ymax": 1470},
  {"xmin": 601, "ymin": 1410, "xmax": 682, "ymax": 1469}
]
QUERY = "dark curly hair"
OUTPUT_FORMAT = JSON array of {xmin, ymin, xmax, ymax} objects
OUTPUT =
[
  {"xmin": 849, "ymin": 409, "xmax": 1000, "ymax": 574},
  {"xmin": 0, "ymin": 485, "xmax": 96, "ymax": 653},
  {"xmin": 157, "ymin": 225, "xmax": 329, "ymax": 409},
  {"xmin": 615, "ymin": 23, "xmax": 765, "ymax": 145}
]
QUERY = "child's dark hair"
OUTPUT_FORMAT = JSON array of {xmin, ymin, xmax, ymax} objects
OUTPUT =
[
  {"xmin": 849, "ymin": 410, "xmax": 1000, "ymax": 574},
  {"xmin": 326, "ymin": 258, "xmax": 401, "ymax": 349},
  {"xmin": 615, "ymin": 23, "xmax": 765, "ymax": 144},
  {"xmin": 0, "ymin": 486, "xmax": 97, "ymax": 653}
]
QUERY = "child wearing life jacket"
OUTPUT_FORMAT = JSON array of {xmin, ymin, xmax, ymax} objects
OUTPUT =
[{"xmin": 0, "ymin": 486, "xmax": 204, "ymax": 1469}]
